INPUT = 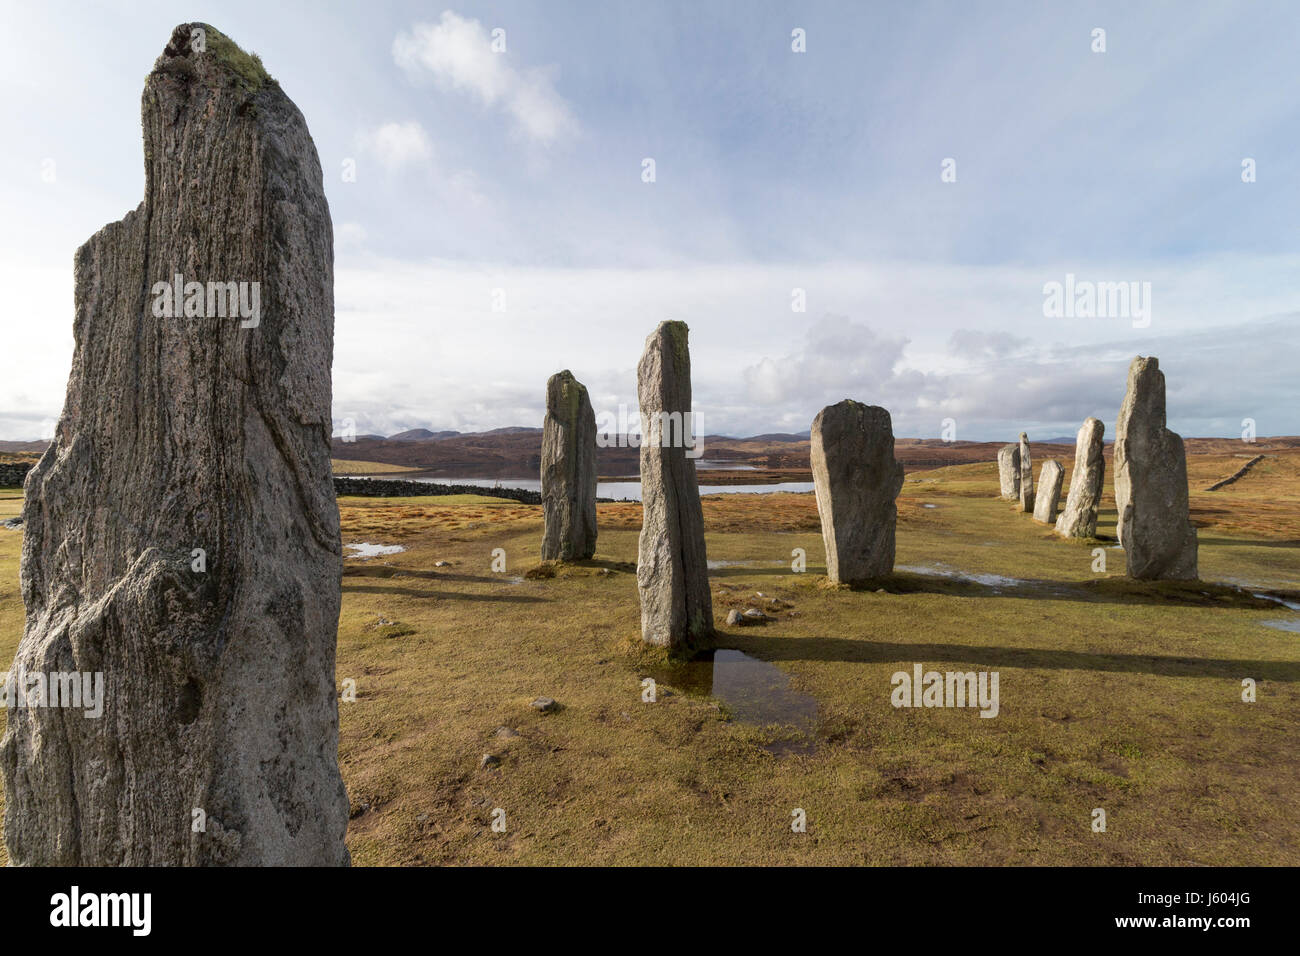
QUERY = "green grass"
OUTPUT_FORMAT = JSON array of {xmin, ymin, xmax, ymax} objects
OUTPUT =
[
  {"xmin": 331, "ymin": 459, "xmax": 423, "ymax": 476},
  {"xmin": 200, "ymin": 24, "xmax": 271, "ymax": 92}
]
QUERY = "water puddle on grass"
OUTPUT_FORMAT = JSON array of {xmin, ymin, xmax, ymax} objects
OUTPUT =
[
  {"xmin": 649, "ymin": 650, "xmax": 818, "ymax": 756},
  {"xmin": 1251, "ymin": 593, "xmax": 1300, "ymax": 611},
  {"xmin": 896, "ymin": 563, "xmax": 1029, "ymax": 591},
  {"xmin": 1251, "ymin": 593, "xmax": 1300, "ymax": 633},
  {"xmin": 345, "ymin": 542, "xmax": 406, "ymax": 559}
]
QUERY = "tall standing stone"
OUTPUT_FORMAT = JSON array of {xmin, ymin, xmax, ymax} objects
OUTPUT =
[
  {"xmin": 540, "ymin": 370, "xmax": 597, "ymax": 561},
  {"xmin": 1113, "ymin": 357, "xmax": 1198, "ymax": 579},
  {"xmin": 0, "ymin": 24, "xmax": 349, "ymax": 865},
  {"xmin": 1018, "ymin": 433, "xmax": 1035, "ymax": 512},
  {"xmin": 997, "ymin": 444, "xmax": 1021, "ymax": 499},
  {"xmin": 1056, "ymin": 417, "xmax": 1105, "ymax": 539},
  {"xmin": 1032, "ymin": 460, "xmax": 1065, "ymax": 523},
  {"xmin": 811, "ymin": 400, "xmax": 904, "ymax": 584},
  {"xmin": 636, "ymin": 321, "xmax": 712, "ymax": 648}
]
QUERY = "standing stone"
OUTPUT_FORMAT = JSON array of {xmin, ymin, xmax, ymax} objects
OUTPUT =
[
  {"xmin": 540, "ymin": 370, "xmax": 597, "ymax": 561},
  {"xmin": 811, "ymin": 400, "xmax": 904, "ymax": 584},
  {"xmin": 1032, "ymin": 460, "xmax": 1065, "ymax": 523},
  {"xmin": 1018, "ymin": 433, "xmax": 1035, "ymax": 512},
  {"xmin": 1113, "ymin": 357, "xmax": 1198, "ymax": 580},
  {"xmin": 997, "ymin": 444, "xmax": 1021, "ymax": 499},
  {"xmin": 1056, "ymin": 417, "xmax": 1105, "ymax": 539},
  {"xmin": 636, "ymin": 321, "xmax": 712, "ymax": 648},
  {"xmin": 0, "ymin": 24, "xmax": 349, "ymax": 865}
]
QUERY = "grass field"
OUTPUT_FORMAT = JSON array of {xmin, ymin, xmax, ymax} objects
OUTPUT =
[
  {"xmin": 332, "ymin": 459, "xmax": 423, "ymax": 475},
  {"xmin": 1, "ymin": 447, "xmax": 1297, "ymax": 865}
]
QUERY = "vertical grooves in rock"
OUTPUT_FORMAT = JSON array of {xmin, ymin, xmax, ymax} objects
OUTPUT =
[
  {"xmin": 0, "ymin": 23, "xmax": 349, "ymax": 866},
  {"xmin": 636, "ymin": 322, "xmax": 712, "ymax": 648}
]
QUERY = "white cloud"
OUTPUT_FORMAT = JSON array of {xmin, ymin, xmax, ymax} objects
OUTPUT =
[
  {"xmin": 320, "ymin": 254, "xmax": 1300, "ymax": 441},
  {"xmin": 335, "ymin": 223, "xmax": 368, "ymax": 249},
  {"xmin": 357, "ymin": 121, "xmax": 434, "ymax": 171},
  {"xmin": 393, "ymin": 12, "xmax": 578, "ymax": 146}
]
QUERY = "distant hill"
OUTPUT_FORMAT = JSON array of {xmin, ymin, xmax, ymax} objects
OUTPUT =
[
  {"xmin": 387, "ymin": 428, "xmax": 461, "ymax": 441},
  {"xmin": 0, "ymin": 440, "xmax": 52, "ymax": 453},
  {"xmin": 7, "ymin": 432, "xmax": 1298, "ymax": 480}
]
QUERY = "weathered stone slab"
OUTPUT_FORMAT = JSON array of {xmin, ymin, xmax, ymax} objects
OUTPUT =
[
  {"xmin": 541, "ymin": 370, "xmax": 597, "ymax": 561},
  {"xmin": 636, "ymin": 321, "xmax": 712, "ymax": 648},
  {"xmin": 1032, "ymin": 460, "xmax": 1065, "ymax": 523},
  {"xmin": 997, "ymin": 444, "xmax": 1020, "ymax": 499},
  {"xmin": 1018, "ymin": 432, "xmax": 1035, "ymax": 512},
  {"xmin": 1056, "ymin": 417, "xmax": 1105, "ymax": 538},
  {"xmin": 1113, "ymin": 356, "xmax": 1198, "ymax": 580},
  {"xmin": 810, "ymin": 400, "xmax": 904, "ymax": 584},
  {"xmin": 0, "ymin": 24, "xmax": 349, "ymax": 865}
]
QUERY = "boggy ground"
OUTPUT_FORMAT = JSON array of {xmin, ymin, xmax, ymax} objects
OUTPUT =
[{"xmin": 0, "ymin": 449, "xmax": 1297, "ymax": 865}]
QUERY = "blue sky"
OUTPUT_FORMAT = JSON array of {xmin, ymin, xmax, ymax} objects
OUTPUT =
[{"xmin": 1, "ymin": 0, "xmax": 1297, "ymax": 441}]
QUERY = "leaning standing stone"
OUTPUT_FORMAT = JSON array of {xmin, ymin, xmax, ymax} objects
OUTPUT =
[
  {"xmin": 0, "ymin": 24, "xmax": 349, "ymax": 865},
  {"xmin": 1056, "ymin": 417, "xmax": 1105, "ymax": 538},
  {"xmin": 1018, "ymin": 432, "xmax": 1035, "ymax": 512},
  {"xmin": 1113, "ymin": 356, "xmax": 1198, "ymax": 579},
  {"xmin": 1032, "ymin": 460, "xmax": 1065, "ymax": 523},
  {"xmin": 997, "ymin": 444, "xmax": 1021, "ymax": 499},
  {"xmin": 541, "ymin": 370, "xmax": 597, "ymax": 561},
  {"xmin": 636, "ymin": 321, "xmax": 712, "ymax": 648},
  {"xmin": 811, "ymin": 400, "xmax": 904, "ymax": 584}
]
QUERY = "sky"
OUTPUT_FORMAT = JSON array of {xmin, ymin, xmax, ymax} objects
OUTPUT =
[{"xmin": 1, "ymin": 0, "xmax": 1297, "ymax": 441}]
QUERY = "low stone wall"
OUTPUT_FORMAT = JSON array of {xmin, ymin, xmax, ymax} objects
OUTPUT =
[
  {"xmin": 0, "ymin": 463, "xmax": 33, "ymax": 488},
  {"xmin": 333, "ymin": 476, "xmax": 544, "ymax": 505}
]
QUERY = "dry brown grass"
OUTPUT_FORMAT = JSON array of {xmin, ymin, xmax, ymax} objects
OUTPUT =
[{"xmin": 0, "ymin": 448, "xmax": 1297, "ymax": 866}]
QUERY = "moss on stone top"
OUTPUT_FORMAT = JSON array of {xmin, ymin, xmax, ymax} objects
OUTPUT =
[
  {"xmin": 550, "ymin": 370, "xmax": 586, "ymax": 423},
  {"xmin": 661, "ymin": 321, "xmax": 690, "ymax": 369},
  {"xmin": 202, "ymin": 24, "xmax": 271, "ymax": 91}
]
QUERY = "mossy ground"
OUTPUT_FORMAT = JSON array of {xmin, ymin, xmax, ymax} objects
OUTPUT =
[{"xmin": 0, "ymin": 448, "xmax": 1297, "ymax": 865}]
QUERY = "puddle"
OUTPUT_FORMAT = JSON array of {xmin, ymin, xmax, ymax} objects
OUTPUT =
[
  {"xmin": 1261, "ymin": 619, "xmax": 1300, "ymax": 633},
  {"xmin": 897, "ymin": 564, "xmax": 1030, "ymax": 591},
  {"xmin": 1252, "ymin": 592, "xmax": 1300, "ymax": 612},
  {"xmin": 922, "ymin": 503, "xmax": 938, "ymax": 509},
  {"xmin": 345, "ymin": 542, "xmax": 406, "ymax": 559},
  {"xmin": 648, "ymin": 649, "xmax": 818, "ymax": 756},
  {"xmin": 707, "ymin": 559, "xmax": 754, "ymax": 569}
]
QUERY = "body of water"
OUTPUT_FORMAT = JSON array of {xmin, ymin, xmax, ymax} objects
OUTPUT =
[
  {"xmin": 647, "ymin": 649, "xmax": 818, "ymax": 756},
  {"xmin": 382, "ymin": 475, "xmax": 814, "ymax": 501}
]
